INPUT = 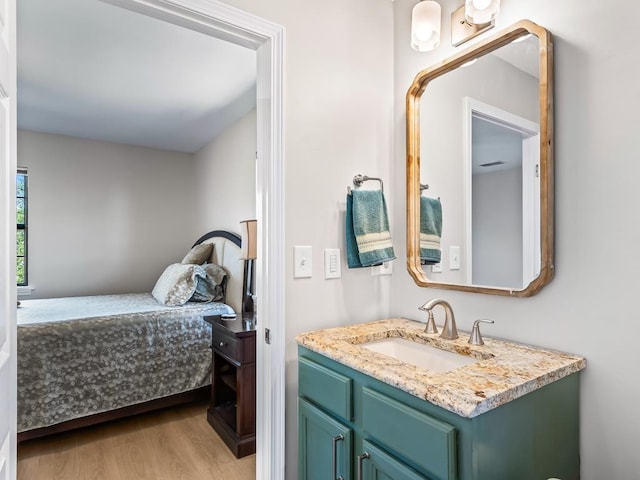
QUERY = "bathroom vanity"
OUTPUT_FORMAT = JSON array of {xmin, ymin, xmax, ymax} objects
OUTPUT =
[{"xmin": 296, "ymin": 319, "xmax": 585, "ymax": 480}]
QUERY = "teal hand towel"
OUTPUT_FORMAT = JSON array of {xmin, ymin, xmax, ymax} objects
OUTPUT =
[
  {"xmin": 345, "ymin": 193, "xmax": 363, "ymax": 268},
  {"xmin": 348, "ymin": 190, "xmax": 396, "ymax": 267},
  {"xmin": 420, "ymin": 196, "xmax": 442, "ymax": 265}
]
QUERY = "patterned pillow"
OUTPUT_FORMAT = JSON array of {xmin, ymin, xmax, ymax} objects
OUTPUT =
[
  {"xmin": 152, "ymin": 263, "xmax": 206, "ymax": 306},
  {"xmin": 191, "ymin": 264, "xmax": 228, "ymax": 303},
  {"xmin": 181, "ymin": 243, "xmax": 213, "ymax": 265}
]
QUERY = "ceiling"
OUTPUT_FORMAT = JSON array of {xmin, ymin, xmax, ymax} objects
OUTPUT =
[
  {"xmin": 472, "ymin": 116, "xmax": 524, "ymax": 175},
  {"xmin": 17, "ymin": 0, "xmax": 257, "ymax": 153},
  {"xmin": 491, "ymin": 34, "xmax": 539, "ymax": 79}
]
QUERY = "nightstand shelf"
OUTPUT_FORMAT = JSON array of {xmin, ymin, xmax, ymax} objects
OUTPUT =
[
  {"xmin": 204, "ymin": 314, "xmax": 256, "ymax": 458},
  {"xmin": 220, "ymin": 373, "xmax": 237, "ymax": 392}
]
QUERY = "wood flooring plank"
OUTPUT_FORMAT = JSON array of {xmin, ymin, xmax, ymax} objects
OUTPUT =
[{"xmin": 17, "ymin": 402, "xmax": 255, "ymax": 480}]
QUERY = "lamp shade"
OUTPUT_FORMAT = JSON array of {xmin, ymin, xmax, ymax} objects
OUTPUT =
[
  {"xmin": 465, "ymin": 0, "xmax": 500, "ymax": 24},
  {"xmin": 411, "ymin": 1, "xmax": 441, "ymax": 52},
  {"xmin": 240, "ymin": 219, "xmax": 257, "ymax": 260}
]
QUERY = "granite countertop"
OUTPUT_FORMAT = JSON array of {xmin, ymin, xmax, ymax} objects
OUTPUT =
[{"xmin": 295, "ymin": 318, "xmax": 586, "ymax": 418}]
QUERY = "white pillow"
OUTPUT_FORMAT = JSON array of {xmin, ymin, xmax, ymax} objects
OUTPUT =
[{"xmin": 152, "ymin": 263, "xmax": 206, "ymax": 306}]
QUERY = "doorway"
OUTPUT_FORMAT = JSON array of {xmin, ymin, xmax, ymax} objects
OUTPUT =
[
  {"xmin": 463, "ymin": 97, "xmax": 539, "ymax": 289},
  {"xmin": 5, "ymin": 1, "xmax": 285, "ymax": 479}
]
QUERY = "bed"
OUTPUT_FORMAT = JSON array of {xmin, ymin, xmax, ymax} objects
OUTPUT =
[{"xmin": 17, "ymin": 230, "xmax": 244, "ymax": 442}]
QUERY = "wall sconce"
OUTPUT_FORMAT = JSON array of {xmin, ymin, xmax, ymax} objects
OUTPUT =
[
  {"xmin": 411, "ymin": 1, "xmax": 441, "ymax": 52},
  {"xmin": 240, "ymin": 219, "xmax": 257, "ymax": 315},
  {"xmin": 451, "ymin": 0, "xmax": 500, "ymax": 47}
]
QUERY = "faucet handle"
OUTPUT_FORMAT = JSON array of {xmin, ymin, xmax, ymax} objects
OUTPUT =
[
  {"xmin": 418, "ymin": 304, "xmax": 439, "ymax": 334},
  {"xmin": 468, "ymin": 319, "xmax": 494, "ymax": 346}
]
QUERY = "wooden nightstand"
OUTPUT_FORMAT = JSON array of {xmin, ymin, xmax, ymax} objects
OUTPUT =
[{"xmin": 204, "ymin": 314, "xmax": 256, "ymax": 458}]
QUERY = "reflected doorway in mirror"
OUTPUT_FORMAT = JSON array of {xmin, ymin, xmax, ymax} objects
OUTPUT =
[{"xmin": 462, "ymin": 97, "xmax": 541, "ymax": 289}]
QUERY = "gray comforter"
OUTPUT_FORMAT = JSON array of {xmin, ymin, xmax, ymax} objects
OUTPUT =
[{"xmin": 17, "ymin": 293, "xmax": 233, "ymax": 432}]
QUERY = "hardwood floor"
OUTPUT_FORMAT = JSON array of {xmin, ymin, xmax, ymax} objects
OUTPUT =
[{"xmin": 17, "ymin": 401, "xmax": 256, "ymax": 480}]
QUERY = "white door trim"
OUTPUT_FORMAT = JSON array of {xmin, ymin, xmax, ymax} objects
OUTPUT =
[
  {"xmin": 0, "ymin": 0, "xmax": 16, "ymax": 477},
  {"xmin": 522, "ymin": 134, "xmax": 541, "ymax": 285},
  {"xmin": 102, "ymin": 1, "xmax": 285, "ymax": 478}
]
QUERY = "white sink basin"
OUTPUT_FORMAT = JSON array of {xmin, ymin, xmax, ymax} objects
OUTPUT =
[{"xmin": 360, "ymin": 337, "xmax": 478, "ymax": 372}]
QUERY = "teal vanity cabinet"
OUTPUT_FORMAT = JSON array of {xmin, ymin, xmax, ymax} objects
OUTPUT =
[
  {"xmin": 298, "ymin": 346, "xmax": 580, "ymax": 480},
  {"xmin": 298, "ymin": 356, "xmax": 354, "ymax": 480}
]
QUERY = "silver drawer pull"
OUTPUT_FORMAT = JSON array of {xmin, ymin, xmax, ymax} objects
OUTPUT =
[
  {"xmin": 331, "ymin": 434, "xmax": 344, "ymax": 480},
  {"xmin": 357, "ymin": 452, "xmax": 370, "ymax": 480},
  {"xmin": 219, "ymin": 342, "xmax": 225, "ymax": 347}
]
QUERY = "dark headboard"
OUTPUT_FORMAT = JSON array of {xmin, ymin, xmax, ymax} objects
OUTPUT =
[
  {"xmin": 193, "ymin": 230, "xmax": 241, "ymax": 248},
  {"xmin": 194, "ymin": 230, "xmax": 243, "ymax": 314}
]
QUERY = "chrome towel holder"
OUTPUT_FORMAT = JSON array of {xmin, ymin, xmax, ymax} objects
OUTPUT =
[{"xmin": 347, "ymin": 174, "xmax": 384, "ymax": 194}]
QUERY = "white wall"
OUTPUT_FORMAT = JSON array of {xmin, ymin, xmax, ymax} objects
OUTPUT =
[
  {"xmin": 393, "ymin": 0, "xmax": 640, "ymax": 478},
  {"xmin": 220, "ymin": 1, "xmax": 394, "ymax": 477},
  {"xmin": 193, "ymin": 108, "xmax": 256, "ymax": 235},
  {"xmin": 17, "ymin": 130, "xmax": 198, "ymax": 298}
]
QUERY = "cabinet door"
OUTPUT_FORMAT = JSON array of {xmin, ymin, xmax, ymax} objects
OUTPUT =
[
  {"xmin": 362, "ymin": 388, "xmax": 456, "ymax": 480},
  {"xmin": 299, "ymin": 398, "xmax": 352, "ymax": 480},
  {"xmin": 360, "ymin": 440, "xmax": 430, "ymax": 480}
]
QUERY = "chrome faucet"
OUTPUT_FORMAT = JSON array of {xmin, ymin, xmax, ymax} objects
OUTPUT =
[{"xmin": 418, "ymin": 299, "xmax": 459, "ymax": 340}]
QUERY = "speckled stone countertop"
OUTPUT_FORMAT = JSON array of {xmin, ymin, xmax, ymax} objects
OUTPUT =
[{"xmin": 295, "ymin": 318, "xmax": 586, "ymax": 418}]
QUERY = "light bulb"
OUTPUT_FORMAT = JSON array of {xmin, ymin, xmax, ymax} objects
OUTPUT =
[
  {"xmin": 472, "ymin": 0, "xmax": 491, "ymax": 9},
  {"xmin": 414, "ymin": 25, "xmax": 434, "ymax": 42}
]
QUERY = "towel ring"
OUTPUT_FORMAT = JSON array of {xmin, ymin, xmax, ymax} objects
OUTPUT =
[{"xmin": 347, "ymin": 174, "xmax": 384, "ymax": 194}]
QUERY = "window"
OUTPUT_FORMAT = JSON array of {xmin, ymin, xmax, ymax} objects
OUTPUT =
[{"xmin": 17, "ymin": 169, "xmax": 28, "ymax": 286}]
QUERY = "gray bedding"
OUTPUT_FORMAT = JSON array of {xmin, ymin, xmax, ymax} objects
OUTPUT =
[{"xmin": 17, "ymin": 293, "xmax": 234, "ymax": 433}]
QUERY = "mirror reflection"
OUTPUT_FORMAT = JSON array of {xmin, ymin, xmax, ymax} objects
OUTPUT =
[{"xmin": 406, "ymin": 21, "xmax": 553, "ymax": 296}]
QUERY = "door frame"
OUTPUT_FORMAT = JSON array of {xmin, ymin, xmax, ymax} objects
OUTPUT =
[
  {"xmin": 1, "ymin": 0, "xmax": 17, "ymax": 477},
  {"xmin": 521, "ymin": 134, "xmax": 541, "ymax": 284}
]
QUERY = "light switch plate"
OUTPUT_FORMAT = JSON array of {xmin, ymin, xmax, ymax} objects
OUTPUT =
[
  {"xmin": 324, "ymin": 248, "xmax": 341, "ymax": 279},
  {"xmin": 450, "ymin": 246, "xmax": 460, "ymax": 270},
  {"xmin": 294, "ymin": 246, "xmax": 313, "ymax": 278}
]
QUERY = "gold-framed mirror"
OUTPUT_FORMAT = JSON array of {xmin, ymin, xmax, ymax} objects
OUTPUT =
[{"xmin": 406, "ymin": 20, "xmax": 553, "ymax": 297}]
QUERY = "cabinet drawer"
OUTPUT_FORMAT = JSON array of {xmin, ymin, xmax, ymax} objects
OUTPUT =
[
  {"xmin": 362, "ymin": 388, "xmax": 457, "ymax": 480},
  {"xmin": 298, "ymin": 357, "xmax": 353, "ymax": 422},
  {"xmin": 212, "ymin": 329, "xmax": 239, "ymax": 361}
]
